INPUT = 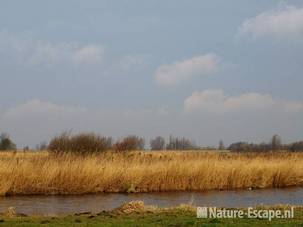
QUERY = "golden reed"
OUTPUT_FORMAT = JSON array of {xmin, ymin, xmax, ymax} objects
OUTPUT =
[{"xmin": 0, "ymin": 151, "xmax": 302, "ymax": 195}]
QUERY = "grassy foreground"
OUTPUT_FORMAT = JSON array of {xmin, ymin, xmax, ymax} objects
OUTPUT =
[
  {"xmin": 0, "ymin": 202, "xmax": 302, "ymax": 226},
  {"xmin": 0, "ymin": 151, "xmax": 303, "ymax": 195}
]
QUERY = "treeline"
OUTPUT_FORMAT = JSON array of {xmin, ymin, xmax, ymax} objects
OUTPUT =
[
  {"xmin": 48, "ymin": 133, "xmax": 197, "ymax": 154},
  {"xmin": 151, "ymin": 135, "xmax": 197, "ymax": 150},
  {"xmin": 1, "ymin": 132, "xmax": 303, "ymax": 153},
  {"xmin": 46, "ymin": 133, "xmax": 303, "ymax": 153},
  {"xmin": 0, "ymin": 132, "xmax": 198, "ymax": 153},
  {"xmin": 229, "ymin": 135, "xmax": 303, "ymax": 152}
]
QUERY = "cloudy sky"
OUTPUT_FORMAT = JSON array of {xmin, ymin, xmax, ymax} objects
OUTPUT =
[{"xmin": 1, "ymin": 0, "xmax": 303, "ymax": 148}]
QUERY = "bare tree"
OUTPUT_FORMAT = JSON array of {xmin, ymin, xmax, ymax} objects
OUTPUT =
[
  {"xmin": 113, "ymin": 135, "xmax": 145, "ymax": 152},
  {"xmin": 271, "ymin": 134, "xmax": 281, "ymax": 151},
  {"xmin": 218, "ymin": 140, "xmax": 225, "ymax": 150},
  {"xmin": 289, "ymin": 141, "xmax": 303, "ymax": 152},
  {"xmin": 150, "ymin": 136, "xmax": 165, "ymax": 150},
  {"xmin": 166, "ymin": 135, "xmax": 196, "ymax": 150}
]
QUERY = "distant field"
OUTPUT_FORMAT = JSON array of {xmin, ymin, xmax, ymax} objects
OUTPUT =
[{"xmin": 0, "ymin": 151, "xmax": 303, "ymax": 195}]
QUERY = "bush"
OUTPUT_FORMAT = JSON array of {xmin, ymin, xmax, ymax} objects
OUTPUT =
[
  {"xmin": 113, "ymin": 136, "xmax": 145, "ymax": 152},
  {"xmin": 0, "ymin": 133, "xmax": 16, "ymax": 151},
  {"xmin": 48, "ymin": 132, "xmax": 112, "ymax": 155}
]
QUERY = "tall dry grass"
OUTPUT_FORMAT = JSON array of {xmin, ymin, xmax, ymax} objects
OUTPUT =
[{"xmin": 0, "ymin": 151, "xmax": 303, "ymax": 195}]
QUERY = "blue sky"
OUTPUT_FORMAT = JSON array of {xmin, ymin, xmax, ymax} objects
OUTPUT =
[{"xmin": 0, "ymin": 0, "xmax": 303, "ymax": 147}]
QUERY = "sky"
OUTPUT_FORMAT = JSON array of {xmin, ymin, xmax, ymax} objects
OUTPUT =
[{"xmin": 0, "ymin": 0, "xmax": 303, "ymax": 148}]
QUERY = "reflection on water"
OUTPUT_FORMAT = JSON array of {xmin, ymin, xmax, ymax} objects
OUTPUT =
[{"xmin": 0, "ymin": 187, "xmax": 302, "ymax": 215}]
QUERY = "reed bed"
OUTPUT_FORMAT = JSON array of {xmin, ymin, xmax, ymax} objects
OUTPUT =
[{"xmin": 0, "ymin": 151, "xmax": 303, "ymax": 195}]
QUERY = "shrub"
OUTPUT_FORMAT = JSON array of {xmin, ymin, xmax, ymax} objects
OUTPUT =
[
  {"xmin": 48, "ymin": 132, "xmax": 112, "ymax": 155},
  {"xmin": 0, "ymin": 133, "xmax": 16, "ymax": 151},
  {"xmin": 113, "ymin": 136, "xmax": 145, "ymax": 152}
]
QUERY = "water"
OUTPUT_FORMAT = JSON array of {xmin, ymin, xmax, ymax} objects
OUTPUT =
[{"xmin": 0, "ymin": 187, "xmax": 302, "ymax": 215}]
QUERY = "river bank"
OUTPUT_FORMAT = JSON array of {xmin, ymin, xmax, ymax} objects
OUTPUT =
[{"xmin": 0, "ymin": 202, "xmax": 302, "ymax": 227}]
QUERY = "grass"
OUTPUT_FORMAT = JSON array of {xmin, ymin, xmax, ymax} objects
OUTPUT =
[
  {"xmin": 0, "ymin": 202, "xmax": 302, "ymax": 226},
  {"xmin": 0, "ymin": 151, "xmax": 303, "ymax": 195}
]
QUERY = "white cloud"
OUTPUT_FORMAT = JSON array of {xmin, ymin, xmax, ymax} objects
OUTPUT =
[
  {"xmin": 184, "ymin": 89, "xmax": 303, "ymax": 114},
  {"xmin": 239, "ymin": 5, "xmax": 303, "ymax": 40},
  {"xmin": 155, "ymin": 54, "xmax": 220, "ymax": 86},
  {"xmin": 118, "ymin": 55, "xmax": 146, "ymax": 70},
  {"xmin": 0, "ymin": 31, "xmax": 104, "ymax": 67},
  {"xmin": 0, "ymin": 31, "xmax": 149, "ymax": 77},
  {"xmin": 104, "ymin": 54, "xmax": 148, "ymax": 76},
  {"xmin": 72, "ymin": 45, "xmax": 104, "ymax": 65},
  {"xmin": 3, "ymin": 100, "xmax": 85, "ymax": 119}
]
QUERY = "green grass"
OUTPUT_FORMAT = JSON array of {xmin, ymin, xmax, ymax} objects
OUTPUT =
[{"xmin": 0, "ymin": 208, "xmax": 302, "ymax": 227}]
